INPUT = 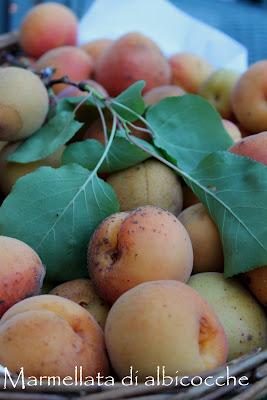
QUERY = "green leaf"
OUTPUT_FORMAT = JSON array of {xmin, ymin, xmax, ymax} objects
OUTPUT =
[
  {"xmin": 111, "ymin": 81, "xmax": 146, "ymax": 122},
  {"xmin": 0, "ymin": 164, "xmax": 119, "ymax": 281},
  {"xmin": 147, "ymin": 95, "xmax": 233, "ymax": 171},
  {"xmin": 185, "ymin": 151, "xmax": 267, "ymax": 277},
  {"xmin": 8, "ymin": 112, "xmax": 82, "ymax": 163},
  {"xmin": 62, "ymin": 133, "xmax": 150, "ymax": 173}
]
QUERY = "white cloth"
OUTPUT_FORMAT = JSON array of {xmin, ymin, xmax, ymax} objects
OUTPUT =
[{"xmin": 78, "ymin": 0, "xmax": 248, "ymax": 72}]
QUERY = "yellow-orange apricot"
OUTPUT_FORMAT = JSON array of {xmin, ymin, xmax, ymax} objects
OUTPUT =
[
  {"xmin": 20, "ymin": 3, "xmax": 78, "ymax": 57},
  {"xmin": 0, "ymin": 67, "xmax": 49, "ymax": 141},
  {"xmin": 106, "ymin": 159, "xmax": 183, "ymax": 214},
  {"xmin": 105, "ymin": 280, "xmax": 228, "ymax": 379},
  {"xmin": 179, "ymin": 203, "xmax": 224, "ymax": 273},
  {"xmin": 169, "ymin": 52, "xmax": 213, "ymax": 93},
  {"xmin": 0, "ymin": 295, "xmax": 110, "ymax": 378}
]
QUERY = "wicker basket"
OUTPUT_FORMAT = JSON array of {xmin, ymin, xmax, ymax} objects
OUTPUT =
[{"xmin": 0, "ymin": 31, "xmax": 266, "ymax": 400}]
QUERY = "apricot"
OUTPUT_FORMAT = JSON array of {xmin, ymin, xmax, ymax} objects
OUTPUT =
[
  {"xmin": 222, "ymin": 119, "xmax": 242, "ymax": 142},
  {"xmin": 57, "ymin": 79, "xmax": 108, "ymax": 99},
  {"xmin": 229, "ymin": 131, "xmax": 267, "ymax": 165},
  {"xmin": 189, "ymin": 273, "xmax": 267, "ymax": 360},
  {"xmin": 106, "ymin": 159, "xmax": 183, "ymax": 214},
  {"xmin": 231, "ymin": 61, "xmax": 267, "ymax": 132},
  {"xmin": 0, "ymin": 295, "xmax": 109, "ymax": 378},
  {"xmin": 179, "ymin": 203, "xmax": 224, "ymax": 273},
  {"xmin": 0, "ymin": 67, "xmax": 49, "ymax": 141},
  {"xmin": 50, "ymin": 279, "xmax": 109, "ymax": 329},
  {"xmin": 105, "ymin": 280, "xmax": 228, "ymax": 379},
  {"xmin": 0, "ymin": 236, "xmax": 45, "ymax": 317},
  {"xmin": 143, "ymin": 85, "xmax": 185, "ymax": 106},
  {"xmin": 95, "ymin": 32, "xmax": 171, "ymax": 96},
  {"xmin": 245, "ymin": 266, "xmax": 267, "ymax": 306},
  {"xmin": 199, "ymin": 69, "xmax": 240, "ymax": 119},
  {"xmin": 169, "ymin": 52, "xmax": 213, "ymax": 93},
  {"xmin": 81, "ymin": 39, "xmax": 113, "ymax": 64},
  {"xmin": 0, "ymin": 143, "xmax": 64, "ymax": 195},
  {"xmin": 88, "ymin": 206, "xmax": 193, "ymax": 304},
  {"xmin": 36, "ymin": 46, "xmax": 93, "ymax": 94},
  {"xmin": 20, "ymin": 3, "xmax": 78, "ymax": 58}
]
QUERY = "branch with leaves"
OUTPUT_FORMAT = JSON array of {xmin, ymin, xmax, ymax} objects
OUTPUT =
[{"xmin": 0, "ymin": 78, "xmax": 266, "ymax": 282}]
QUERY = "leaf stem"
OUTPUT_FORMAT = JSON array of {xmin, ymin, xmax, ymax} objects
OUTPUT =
[
  {"xmin": 90, "ymin": 112, "xmax": 117, "ymax": 177},
  {"xmin": 95, "ymin": 101, "xmax": 109, "ymax": 147},
  {"xmin": 109, "ymin": 99, "xmax": 154, "ymax": 132}
]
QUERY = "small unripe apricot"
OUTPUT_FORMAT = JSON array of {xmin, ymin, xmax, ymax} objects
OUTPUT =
[
  {"xmin": 20, "ymin": 3, "xmax": 78, "ymax": 58},
  {"xmin": 107, "ymin": 159, "xmax": 183, "ymax": 215},
  {"xmin": 0, "ymin": 236, "xmax": 45, "ymax": 316},
  {"xmin": 0, "ymin": 67, "xmax": 49, "ymax": 141},
  {"xmin": 88, "ymin": 206, "xmax": 193, "ymax": 304},
  {"xmin": 179, "ymin": 203, "xmax": 224, "ymax": 273}
]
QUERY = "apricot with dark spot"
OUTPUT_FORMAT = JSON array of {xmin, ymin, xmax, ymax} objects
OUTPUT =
[{"xmin": 88, "ymin": 206, "xmax": 193, "ymax": 304}]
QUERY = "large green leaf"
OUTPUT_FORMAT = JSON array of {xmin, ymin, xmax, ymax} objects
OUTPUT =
[
  {"xmin": 110, "ymin": 81, "xmax": 146, "ymax": 122},
  {"xmin": 9, "ymin": 112, "xmax": 82, "ymax": 163},
  {"xmin": 147, "ymin": 95, "xmax": 233, "ymax": 171},
  {"xmin": 184, "ymin": 151, "xmax": 267, "ymax": 277},
  {"xmin": 62, "ymin": 133, "xmax": 150, "ymax": 173},
  {"xmin": 0, "ymin": 164, "xmax": 119, "ymax": 281}
]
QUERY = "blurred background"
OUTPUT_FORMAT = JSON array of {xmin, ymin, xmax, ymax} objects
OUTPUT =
[{"xmin": 0, "ymin": 0, "xmax": 266, "ymax": 63}]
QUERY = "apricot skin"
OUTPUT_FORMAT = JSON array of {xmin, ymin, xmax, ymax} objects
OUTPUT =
[
  {"xmin": 20, "ymin": 3, "xmax": 78, "ymax": 58},
  {"xmin": 0, "ymin": 295, "xmax": 110, "ymax": 378},
  {"xmin": 245, "ymin": 266, "xmax": 267, "ymax": 306},
  {"xmin": 229, "ymin": 131, "xmax": 267, "ymax": 165},
  {"xmin": 105, "ymin": 280, "xmax": 228, "ymax": 380},
  {"xmin": 231, "ymin": 61, "xmax": 267, "ymax": 133},
  {"xmin": 106, "ymin": 159, "xmax": 183, "ymax": 215},
  {"xmin": 81, "ymin": 39, "xmax": 113, "ymax": 64},
  {"xmin": 0, "ymin": 67, "xmax": 49, "ymax": 141},
  {"xmin": 88, "ymin": 206, "xmax": 193, "ymax": 304},
  {"xmin": 36, "ymin": 46, "xmax": 93, "ymax": 94},
  {"xmin": 179, "ymin": 203, "xmax": 224, "ymax": 273},
  {"xmin": 189, "ymin": 272, "xmax": 267, "ymax": 360},
  {"xmin": 143, "ymin": 85, "xmax": 185, "ymax": 106},
  {"xmin": 169, "ymin": 53, "xmax": 213, "ymax": 93},
  {"xmin": 50, "ymin": 279, "xmax": 109, "ymax": 329},
  {"xmin": 222, "ymin": 119, "xmax": 242, "ymax": 142},
  {"xmin": 95, "ymin": 32, "xmax": 171, "ymax": 96},
  {"xmin": 0, "ymin": 236, "xmax": 45, "ymax": 317}
]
